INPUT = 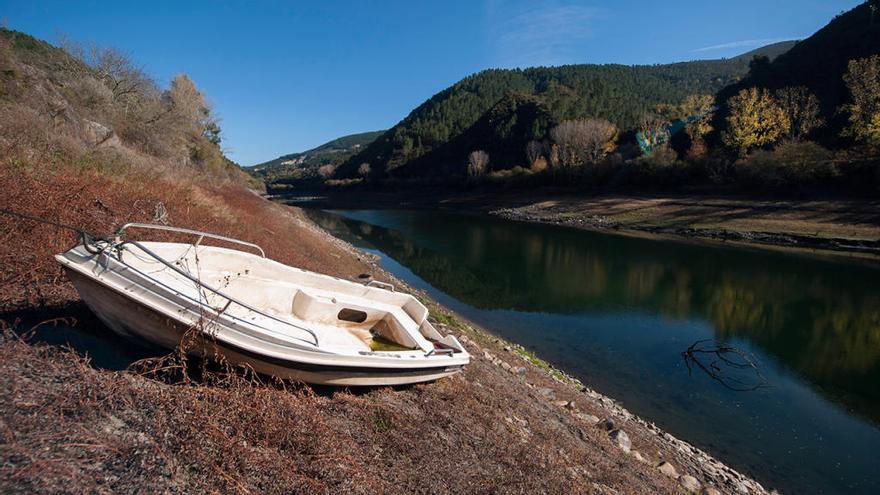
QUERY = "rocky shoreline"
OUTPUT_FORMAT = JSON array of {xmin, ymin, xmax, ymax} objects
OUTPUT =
[
  {"xmin": 465, "ymin": 337, "xmax": 772, "ymax": 495},
  {"xmin": 308, "ymin": 213, "xmax": 777, "ymax": 495}
]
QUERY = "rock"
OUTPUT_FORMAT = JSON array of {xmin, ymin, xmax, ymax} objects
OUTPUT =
[
  {"xmin": 600, "ymin": 418, "xmax": 616, "ymax": 431},
  {"xmin": 734, "ymin": 481, "xmax": 750, "ymax": 494},
  {"xmin": 679, "ymin": 475, "xmax": 701, "ymax": 493},
  {"xmin": 564, "ymin": 401, "xmax": 577, "ymax": 410},
  {"xmin": 615, "ymin": 409, "xmax": 633, "ymax": 421},
  {"xmin": 656, "ymin": 461, "xmax": 679, "ymax": 479},
  {"xmin": 500, "ymin": 362, "xmax": 511, "ymax": 371},
  {"xmin": 551, "ymin": 400, "xmax": 570, "ymax": 408},
  {"xmin": 590, "ymin": 481, "xmax": 618, "ymax": 495},
  {"xmin": 503, "ymin": 345, "xmax": 511, "ymax": 352},
  {"xmin": 459, "ymin": 334, "xmax": 469, "ymax": 344},
  {"xmin": 609, "ymin": 429, "xmax": 631, "ymax": 453},
  {"xmin": 701, "ymin": 487, "xmax": 722, "ymax": 495},
  {"xmin": 574, "ymin": 412, "xmax": 600, "ymax": 425},
  {"xmin": 536, "ymin": 388, "xmax": 556, "ymax": 400},
  {"xmin": 631, "ymin": 451, "xmax": 647, "ymax": 463},
  {"xmin": 482, "ymin": 350, "xmax": 494, "ymax": 360},
  {"xmin": 82, "ymin": 119, "xmax": 115, "ymax": 146},
  {"xmin": 512, "ymin": 366, "xmax": 527, "ymax": 375},
  {"xmin": 101, "ymin": 133, "xmax": 123, "ymax": 149}
]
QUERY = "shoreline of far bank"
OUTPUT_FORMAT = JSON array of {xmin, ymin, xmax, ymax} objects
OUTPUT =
[{"xmin": 270, "ymin": 188, "xmax": 880, "ymax": 262}]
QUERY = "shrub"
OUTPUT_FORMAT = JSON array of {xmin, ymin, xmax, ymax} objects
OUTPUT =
[
  {"xmin": 735, "ymin": 140, "xmax": 836, "ymax": 188},
  {"xmin": 618, "ymin": 146, "xmax": 689, "ymax": 186},
  {"xmin": 530, "ymin": 156, "xmax": 548, "ymax": 173}
]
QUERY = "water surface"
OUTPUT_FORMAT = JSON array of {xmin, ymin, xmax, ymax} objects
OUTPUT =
[{"xmin": 307, "ymin": 208, "xmax": 880, "ymax": 495}]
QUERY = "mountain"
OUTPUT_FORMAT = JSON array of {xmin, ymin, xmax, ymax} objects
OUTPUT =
[
  {"xmin": 249, "ymin": 130, "xmax": 384, "ymax": 181},
  {"xmin": 336, "ymin": 42, "xmax": 795, "ymax": 180},
  {"xmin": 716, "ymin": 3, "xmax": 880, "ymax": 141},
  {"xmin": 730, "ymin": 40, "xmax": 799, "ymax": 63}
]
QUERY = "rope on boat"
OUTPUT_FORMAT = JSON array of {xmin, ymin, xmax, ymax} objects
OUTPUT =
[
  {"xmin": 0, "ymin": 207, "xmax": 111, "ymax": 254},
  {"xmin": 2, "ymin": 208, "xmax": 321, "ymax": 347}
]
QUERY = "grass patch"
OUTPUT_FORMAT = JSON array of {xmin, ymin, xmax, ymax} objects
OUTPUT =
[{"xmin": 512, "ymin": 346, "xmax": 569, "ymax": 382}]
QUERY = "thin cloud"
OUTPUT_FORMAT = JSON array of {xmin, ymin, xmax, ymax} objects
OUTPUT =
[
  {"xmin": 691, "ymin": 37, "xmax": 795, "ymax": 53},
  {"xmin": 487, "ymin": 1, "xmax": 602, "ymax": 68}
]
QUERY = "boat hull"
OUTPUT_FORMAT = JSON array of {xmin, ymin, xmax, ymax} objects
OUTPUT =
[{"xmin": 65, "ymin": 268, "xmax": 465, "ymax": 386}]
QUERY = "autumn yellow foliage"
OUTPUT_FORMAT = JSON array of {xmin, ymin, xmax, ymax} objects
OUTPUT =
[
  {"xmin": 842, "ymin": 55, "xmax": 880, "ymax": 145},
  {"xmin": 868, "ymin": 111, "xmax": 880, "ymax": 146},
  {"xmin": 722, "ymin": 87, "xmax": 791, "ymax": 156}
]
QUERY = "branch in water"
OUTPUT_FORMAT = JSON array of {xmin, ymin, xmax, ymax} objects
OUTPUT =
[{"xmin": 682, "ymin": 339, "xmax": 769, "ymax": 392}]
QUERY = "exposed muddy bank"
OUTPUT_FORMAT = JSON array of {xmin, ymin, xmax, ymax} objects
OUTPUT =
[{"xmin": 493, "ymin": 204, "xmax": 880, "ymax": 258}]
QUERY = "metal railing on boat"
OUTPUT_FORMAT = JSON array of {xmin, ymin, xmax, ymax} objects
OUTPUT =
[
  {"xmin": 116, "ymin": 223, "xmax": 267, "ymax": 257},
  {"xmin": 105, "ymin": 224, "xmax": 320, "ymax": 348}
]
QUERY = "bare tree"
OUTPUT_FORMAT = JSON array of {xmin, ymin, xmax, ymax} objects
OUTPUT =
[
  {"xmin": 467, "ymin": 150, "xmax": 489, "ymax": 178},
  {"xmin": 550, "ymin": 118, "xmax": 618, "ymax": 167},
  {"xmin": 79, "ymin": 46, "xmax": 154, "ymax": 104},
  {"xmin": 317, "ymin": 164, "xmax": 337, "ymax": 179},
  {"xmin": 357, "ymin": 162, "xmax": 371, "ymax": 177},
  {"xmin": 55, "ymin": 37, "xmax": 154, "ymax": 103}
]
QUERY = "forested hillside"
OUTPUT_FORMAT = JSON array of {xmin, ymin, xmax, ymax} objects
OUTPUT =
[
  {"xmin": 336, "ymin": 43, "xmax": 793, "ymax": 179},
  {"xmin": 250, "ymin": 130, "xmax": 383, "ymax": 183}
]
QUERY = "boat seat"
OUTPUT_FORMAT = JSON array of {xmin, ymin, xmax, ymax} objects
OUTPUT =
[
  {"xmin": 241, "ymin": 309, "xmax": 371, "ymax": 352},
  {"xmin": 291, "ymin": 289, "xmax": 432, "ymax": 351}
]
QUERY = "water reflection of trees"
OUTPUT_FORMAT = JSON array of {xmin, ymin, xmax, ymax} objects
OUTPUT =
[{"xmin": 314, "ymin": 211, "xmax": 880, "ymax": 420}]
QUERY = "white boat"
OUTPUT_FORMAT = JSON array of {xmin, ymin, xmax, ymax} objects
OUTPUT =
[{"xmin": 55, "ymin": 223, "xmax": 469, "ymax": 386}]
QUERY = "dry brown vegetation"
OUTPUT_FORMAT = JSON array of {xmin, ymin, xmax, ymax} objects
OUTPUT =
[
  {"xmin": 0, "ymin": 158, "xmax": 689, "ymax": 494},
  {"xmin": 0, "ymin": 313, "xmax": 698, "ymax": 495},
  {"xmin": 0, "ymin": 152, "xmax": 690, "ymax": 493}
]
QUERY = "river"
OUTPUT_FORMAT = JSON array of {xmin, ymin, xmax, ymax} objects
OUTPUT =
[{"xmin": 305, "ymin": 208, "xmax": 880, "ymax": 495}]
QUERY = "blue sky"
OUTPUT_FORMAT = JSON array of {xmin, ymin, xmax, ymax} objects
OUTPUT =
[{"xmin": 0, "ymin": 0, "xmax": 863, "ymax": 165}]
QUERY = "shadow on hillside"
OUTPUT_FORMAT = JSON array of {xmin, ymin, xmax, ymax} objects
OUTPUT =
[{"xmin": 0, "ymin": 303, "xmax": 411, "ymax": 398}]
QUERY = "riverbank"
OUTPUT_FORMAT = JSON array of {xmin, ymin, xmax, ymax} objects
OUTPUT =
[
  {"xmin": 0, "ymin": 165, "xmax": 775, "ymax": 494},
  {"xmin": 492, "ymin": 195, "xmax": 880, "ymax": 259},
  {"xmin": 277, "ymin": 188, "xmax": 880, "ymax": 260}
]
